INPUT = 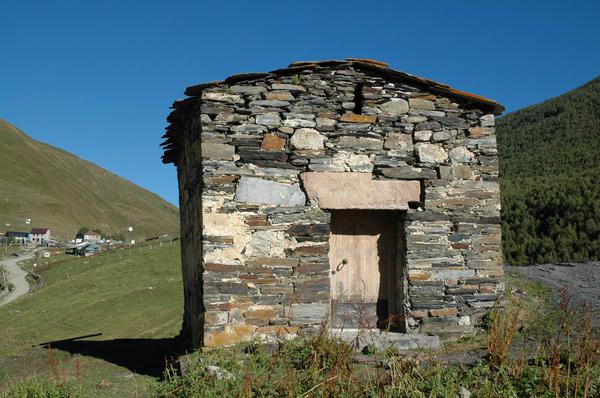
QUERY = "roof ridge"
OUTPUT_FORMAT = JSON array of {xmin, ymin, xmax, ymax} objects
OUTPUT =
[
  {"xmin": 163, "ymin": 59, "xmax": 505, "ymax": 164},
  {"xmin": 181, "ymin": 59, "xmax": 503, "ymax": 115}
]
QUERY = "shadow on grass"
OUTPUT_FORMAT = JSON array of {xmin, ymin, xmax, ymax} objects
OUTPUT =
[{"xmin": 39, "ymin": 333, "xmax": 184, "ymax": 378}]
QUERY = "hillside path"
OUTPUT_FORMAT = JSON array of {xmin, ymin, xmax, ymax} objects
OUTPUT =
[{"xmin": 0, "ymin": 249, "xmax": 37, "ymax": 306}]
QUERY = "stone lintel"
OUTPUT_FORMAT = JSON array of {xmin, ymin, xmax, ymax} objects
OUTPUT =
[{"xmin": 300, "ymin": 172, "xmax": 420, "ymax": 210}]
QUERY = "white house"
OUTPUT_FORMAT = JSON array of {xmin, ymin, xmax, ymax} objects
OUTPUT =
[
  {"xmin": 30, "ymin": 228, "xmax": 50, "ymax": 245},
  {"xmin": 83, "ymin": 231, "xmax": 101, "ymax": 242}
]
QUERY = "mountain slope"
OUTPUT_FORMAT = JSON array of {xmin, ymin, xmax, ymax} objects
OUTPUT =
[
  {"xmin": 0, "ymin": 119, "xmax": 179, "ymax": 241},
  {"xmin": 497, "ymin": 77, "xmax": 600, "ymax": 265}
]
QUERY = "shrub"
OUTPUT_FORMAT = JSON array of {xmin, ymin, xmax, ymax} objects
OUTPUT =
[{"xmin": 4, "ymin": 377, "xmax": 77, "ymax": 398}]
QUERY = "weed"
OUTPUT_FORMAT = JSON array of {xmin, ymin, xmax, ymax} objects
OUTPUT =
[
  {"xmin": 487, "ymin": 298, "xmax": 522, "ymax": 369},
  {"xmin": 4, "ymin": 377, "xmax": 77, "ymax": 398}
]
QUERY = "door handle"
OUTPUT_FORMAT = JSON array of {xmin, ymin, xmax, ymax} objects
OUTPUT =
[{"xmin": 335, "ymin": 258, "xmax": 348, "ymax": 272}]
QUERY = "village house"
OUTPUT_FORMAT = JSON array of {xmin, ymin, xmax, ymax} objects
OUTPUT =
[
  {"xmin": 83, "ymin": 231, "xmax": 102, "ymax": 242},
  {"xmin": 162, "ymin": 59, "xmax": 504, "ymax": 350},
  {"xmin": 66, "ymin": 242, "xmax": 101, "ymax": 256},
  {"xmin": 81, "ymin": 243, "xmax": 101, "ymax": 256},
  {"xmin": 29, "ymin": 228, "xmax": 50, "ymax": 245},
  {"xmin": 4, "ymin": 231, "xmax": 30, "ymax": 244}
]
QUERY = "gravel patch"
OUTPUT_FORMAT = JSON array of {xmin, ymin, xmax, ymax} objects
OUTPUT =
[{"xmin": 506, "ymin": 262, "xmax": 600, "ymax": 326}]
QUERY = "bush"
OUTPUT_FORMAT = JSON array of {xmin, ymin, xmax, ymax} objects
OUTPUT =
[{"xmin": 4, "ymin": 377, "xmax": 77, "ymax": 398}]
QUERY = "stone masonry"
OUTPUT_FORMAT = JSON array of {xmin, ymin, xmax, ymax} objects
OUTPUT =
[{"xmin": 162, "ymin": 59, "xmax": 505, "ymax": 350}]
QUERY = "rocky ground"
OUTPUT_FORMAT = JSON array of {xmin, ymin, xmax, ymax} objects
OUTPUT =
[{"xmin": 506, "ymin": 262, "xmax": 600, "ymax": 327}]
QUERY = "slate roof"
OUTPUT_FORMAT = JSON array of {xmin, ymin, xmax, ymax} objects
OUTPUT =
[
  {"xmin": 5, "ymin": 231, "xmax": 29, "ymax": 238},
  {"xmin": 30, "ymin": 228, "xmax": 49, "ymax": 235},
  {"xmin": 161, "ymin": 58, "xmax": 504, "ymax": 164}
]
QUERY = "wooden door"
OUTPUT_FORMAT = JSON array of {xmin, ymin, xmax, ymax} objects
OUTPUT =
[{"xmin": 329, "ymin": 210, "xmax": 396, "ymax": 329}]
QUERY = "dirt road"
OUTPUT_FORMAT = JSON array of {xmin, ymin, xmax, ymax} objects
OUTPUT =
[{"xmin": 0, "ymin": 250, "xmax": 36, "ymax": 306}]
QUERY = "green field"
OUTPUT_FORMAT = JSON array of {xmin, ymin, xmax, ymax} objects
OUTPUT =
[
  {"xmin": 0, "ymin": 243, "xmax": 183, "ymax": 396},
  {"xmin": 0, "ymin": 118, "xmax": 180, "ymax": 241}
]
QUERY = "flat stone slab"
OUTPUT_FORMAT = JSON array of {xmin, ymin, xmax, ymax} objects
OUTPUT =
[
  {"xmin": 330, "ymin": 329, "xmax": 440, "ymax": 351},
  {"xmin": 300, "ymin": 172, "xmax": 420, "ymax": 210},
  {"xmin": 234, "ymin": 177, "xmax": 306, "ymax": 206}
]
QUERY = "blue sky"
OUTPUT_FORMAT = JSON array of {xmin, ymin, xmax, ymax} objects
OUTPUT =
[{"xmin": 1, "ymin": 1, "xmax": 599, "ymax": 205}]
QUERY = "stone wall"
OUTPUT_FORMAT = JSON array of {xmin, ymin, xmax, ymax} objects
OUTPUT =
[{"xmin": 164, "ymin": 60, "xmax": 504, "ymax": 348}]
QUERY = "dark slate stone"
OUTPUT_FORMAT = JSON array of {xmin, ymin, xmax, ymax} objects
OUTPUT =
[
  {"xmin": 249, "ymin": 100, "xmax": 290, "ymax": 107},
  {"xmin": 446, "ymin": 286, "xmax": 479, "ymax": 295},
  {"xmin": 290, "ymin": 157, "xmax": 309, "ymax": 166},
  {"xmin": 432, "ymin": 116, "xmax": 469, "ymax": 129},
  {"xmin": 463, "ymin": 277, "xmax": 501, "ymax": 285},
  {"xmin": 380, "ymin": 167, "xmax": 437, "ymax": 180},
  {"xmin": 289, "ymin": 244, "xmax": 329, "ymax": 257},
  {"xmin": 267, "ymin": 207, "xmax": 330, "ymax": 224},
  {"xmin": 405, "ymin": 212, "xmax": 450, "ymax": 222},
  {"xmin": 287, "ymin": 223, "xmax": 330, "ymax": 237},
  {"xmin": 295, "ymin": 261, "xmax": 329, "ymax": 275},
  {"xmin": 237, "ymin": 148, "xmax": 288, "ymax": 162},
  {"xmin": 295, "ymin": 277, "xmax": 329, "ymax": 294},
  {"xmin": 214, "ymin": 282, "xmax": 248, "ymax": 295},
  {"xmin": 245, "ymin": 257, "xmax": 300, "ymax": 267},
  {"xmin": 462, "ymin": 294, "xmax": 498, "ymax": 302},
  {"xmin": 449, "ymin": 234, "xmax": 470, "ymax": 242},
  {"xmin": 201, "ymin": 104, "xmax": 234, "ymax": 115},
  {"xmin": 415, "ymin": 121, "xmax": 441, "ymax": 131},
  {"xmin": 479, "ymin": 155, "xmax": 498, "ymax": 166},
  {"xmin": 203, "ymin": 184, "xmax": 236, "ymax": 194},
  {"xmin": 450, "ymin": 216, "xmax": 501, "ymax": 224},
  {"xmin": 294, "ymin": 236, "xmax": 329, "ymax": 243},
  {"xmin": 410, "ymin": 299, "xmax": 448, "ymax": 309},
  {"xmin": 232, "ymin": 138, "xmax": 261, "ymax": 147},
  {"xmin": 408, "ymin": 291, "xmax": 445, "ymax": 300},
  {"xmin": 373, "ymin": 156, "xmax": 415, "ymax": 167},
  {"xmin": 272, "ymin": 267, "xmax": 294, "ymax": 277},
  {"xmin": 238, "ymin": 160, "xmax": 304, "ymax": 170}
]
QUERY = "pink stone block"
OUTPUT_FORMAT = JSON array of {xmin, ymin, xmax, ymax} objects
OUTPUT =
[{"xmin": 300, "ymin": 172, "xmax": 421, "ymax": 210}]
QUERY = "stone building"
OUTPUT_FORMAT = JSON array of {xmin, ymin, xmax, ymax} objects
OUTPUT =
[{"xmin": 162, "ymin": 59, "xmax": 505, "ymax": 350}]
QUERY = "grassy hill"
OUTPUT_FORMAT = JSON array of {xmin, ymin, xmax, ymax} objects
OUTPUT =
[
  {"xmin": 0, "ymin": 119, "xmax": 179, "ymax": 241},
  {"xmin": 0, "ymin": 243, "xmax": 182, "ymax": 396},
  {"xmin": 497, "ymin": 77, "xmax": 600, "ymax": 265},
  {"xmin": 0, "ymin": 244, "xmax": 182, "ymax": 356}
]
